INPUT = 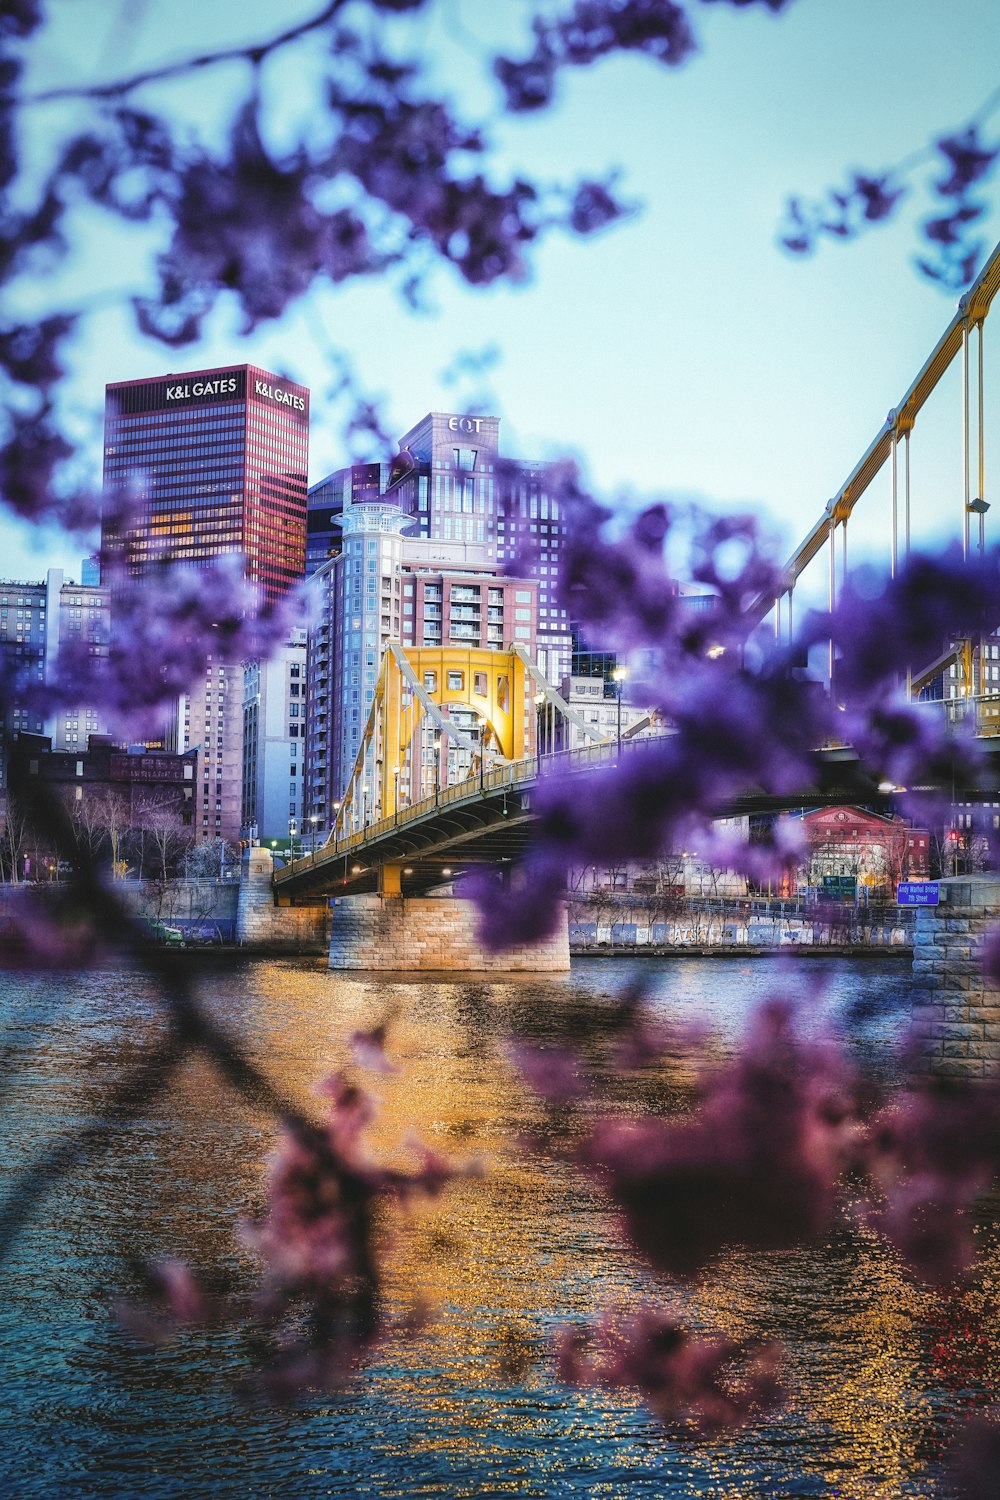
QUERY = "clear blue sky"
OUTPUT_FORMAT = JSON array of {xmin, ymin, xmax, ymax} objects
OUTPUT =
[{"xmin": 9, "ymin": 0, "xmax": 1000, "ymax": 603}]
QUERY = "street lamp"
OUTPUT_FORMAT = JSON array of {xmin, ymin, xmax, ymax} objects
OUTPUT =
[
  {"xmin": 393, "ymin": 764, "xmax": 400, "ymax": 825},
  {"xmin": 612, "ymin": 666, "xmax": 628, "ymax": 754},
  {"xmin": 309, "ymin": 813, "xmax": 319, "ymax": 854},
  {"xmin": 477, "ymin": 717, "xmax": 486, "ymax": 793},
  {"xmin": 289, "ymin": 822, "xmax": 298, "ymax": 859},
  {"xmin": 534, "ymin": 690, "xmax": 546, "ymax": 759},
  {"xmin": 433, "ymin": 726, "xmax": 442, "ymax": 806}
]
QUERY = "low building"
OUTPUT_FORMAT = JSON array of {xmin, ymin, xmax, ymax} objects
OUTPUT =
[
  {"xmin": 795, "ymin": 806, "xmax": 930, "ymax": 893},
  {"xmin": 0, "ymin": 567, "xmax": 112, "ymax": 819},
  {"xmin": 551, "ymin": 674, "xmax": 651, "ymax": 752},
  {"xmin": 7, "ymin": 732, "xmax": 198, "ymax": 879}
]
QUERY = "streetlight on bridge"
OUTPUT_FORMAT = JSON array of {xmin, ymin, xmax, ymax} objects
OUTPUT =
[
  {"xmin": 534, "ymin": 690, "xmax": 546, "ymax": 758},
  {"xmin": 612, "ymin": 666, "xmax": 628, "ymax": 754},
  {"xmin": 433, "ymin": 726, "xmax": 442, "ymax": 806}
]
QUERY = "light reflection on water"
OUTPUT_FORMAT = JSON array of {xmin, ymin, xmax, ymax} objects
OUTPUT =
[{"xmin": 0, "ymin": 954, "xmax": 995, "ymax": 1498}]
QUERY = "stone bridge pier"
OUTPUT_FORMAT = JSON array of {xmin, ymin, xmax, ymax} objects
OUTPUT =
[
  {"xmin": 912, "ymin": 876, "xmax": 1000, "ymax": 1078},
  {"xmin": 328, "ymin": 887, "xmax": 570, "ymax": 972},
  {"xmin": 236, "ymin": 847, "xmax": 328, "ymax": 952}
]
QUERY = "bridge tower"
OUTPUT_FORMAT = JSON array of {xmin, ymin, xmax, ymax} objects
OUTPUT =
[{"xmin": 278, "ymin": 639, "xmax": 617, "ymax": 970}]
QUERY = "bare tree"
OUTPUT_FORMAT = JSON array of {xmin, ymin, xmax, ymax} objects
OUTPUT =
[
  {"xmin": 134, "ymin": 794, "xmax": 191, "ymax": 883},
  {"xmin": 0, "ymin": 796, "xmax": 30, "ymax": 884}
]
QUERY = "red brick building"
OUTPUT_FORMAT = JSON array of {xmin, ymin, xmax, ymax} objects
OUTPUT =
[{"xmin": 796, "ymin": 806, "xmax": 930, "ymax": 893}]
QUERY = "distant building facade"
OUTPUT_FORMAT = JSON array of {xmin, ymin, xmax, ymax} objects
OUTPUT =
[
  {"xmin": 796, "ymin": 806, "xmax": 930, "ymax": 892},
  {"xmin": 308, "ymin": 410, "xmax": 569, "ymax": 684},
  {"xmin": 551, "ymin": 674, "xmax": 652, "ymax": 752},
  {"xmin": 241, "ymin": 629, "xmax": 308, "ymax": 847},
  {"xmin": 0, "ymin": 568, "xmax": 112, "ymax": 815}
]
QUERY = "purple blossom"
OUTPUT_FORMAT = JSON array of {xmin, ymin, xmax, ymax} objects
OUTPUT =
[
  {"xmin": 582, "ymin": 1000, "xmax": 859, "ymax": 1277},
  {"xmin": 115, "ymin": 1258, "xmax": 210, "ymax": 1345},
  {"xmin": 495, "ymin": 0, "xmax": 698, "ymax": 114},
  {"xmin": 348, "ymin": 1023, "xmax": 399, "ymax": 1075},
  {"xmin": 557, "ymin": 1305, "xmax": 784, "ymax": 1432},
  {"xmin": 147, "ymin": 102, "xmax": 374, "ymax": 342},
  {"xmin": 863, "ymin": 1081, "xmax": 1000, "ymax": 1282},
  {"xmin": 568, "ymin": 176, "xmax": 628, "ymax": 234},
  {"xmin": 934, "ymin": 128, "xmax": 1000, "ymax": 196},
  {"xmin": 0, "ymin": 314, "xmax": 75, "ymax": 388},
  {"xmin": 33, "ymin": 558, "xmax": 308, "ymax": 732},
  {"xmin": 0, "ymin": 406, "xmax": 76, "ymax": 523},
  {"xmin": 238, "ymin": 1073, "xmax": 459, "ymax": 1395},
  {"xmin": 779, "ymin": 172, "xmax": 906, "ymax": 256},
  {"xmin": 466, "ymin": 859, "xmax": 569, "ymax": 948},
  {"xmin": 508, "ymin": 1040, "xmax": 588, "ymax": 1102},
  {"xmin": 0, "ymin": 1, "xmax": 42, "ymax": 42}
]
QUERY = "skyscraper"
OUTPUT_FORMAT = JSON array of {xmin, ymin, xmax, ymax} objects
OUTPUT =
[
  {"xmin": 102, "ymin": 364, "xmax": 309, "ymax": 842},
  {"xmin": 307, "ymin": 411, "xmax": 571, "ymax": 683},
  {"xmin": 103, "ymin": 363, "xmax": 309, "ymax": 600},
  {"xmin": 304, "ymin": 499, "xmax": 537, "ymax": 825}
]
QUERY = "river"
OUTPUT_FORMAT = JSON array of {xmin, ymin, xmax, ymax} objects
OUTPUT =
[{"xmin": 1, "ymin": 954, "xmax": 996, "ymax": 1499}]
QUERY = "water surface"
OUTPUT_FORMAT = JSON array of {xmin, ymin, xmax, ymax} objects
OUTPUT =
[{"xmin": 2, "ymin": 955, "xmax": 995, "ymax": 1499}]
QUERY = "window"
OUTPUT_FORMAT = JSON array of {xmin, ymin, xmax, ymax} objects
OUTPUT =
[
  {"xmin": 473, "ymin": 672, "xmax": 488, "ymax": 696},
  {"xmin": 447, "ymin": 670, "xmax": 464, "ymax": 691},
  {"xmin": 423, "ymin": 671, "xmax": 437, "ymax": 691}
]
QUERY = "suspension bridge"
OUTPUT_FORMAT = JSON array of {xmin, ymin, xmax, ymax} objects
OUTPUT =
[{"xmin": 270, "ymin": 240, "xmax": 1000, "ymax": 958}]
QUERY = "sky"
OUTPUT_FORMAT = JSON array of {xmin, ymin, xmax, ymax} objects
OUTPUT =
[{"xmin": 9, "ymin": 0, "xmax": 1000, "ymax": 612}]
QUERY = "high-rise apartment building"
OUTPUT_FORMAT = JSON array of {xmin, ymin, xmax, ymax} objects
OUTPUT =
[
  {"xmin": 0, "ymin": 568, "xmax": 112, "ymax": 810},
  {"xmin": 304, "ymin": 501, "xmax": 537, "ymax": 827},
  {"xmin": 307, "ymin": 411, "xmax": 570, "ymax": 682},
  {"xmin": 241, "ymin": 628, "xmax": 308, "ymax": 847},
  {"xmin": 306, "ymin": 461, "xmax": 387, "ymax": 576},
  {"xmin": 102, "ymin": 364, "xmax": 309, "ymax": 843}
]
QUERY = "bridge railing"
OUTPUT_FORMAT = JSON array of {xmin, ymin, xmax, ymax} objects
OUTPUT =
[{"xmin": 291, "ymin": 735, "xmax": 673, "ymax": 873}]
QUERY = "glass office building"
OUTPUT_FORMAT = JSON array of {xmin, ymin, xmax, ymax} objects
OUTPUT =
[
  {"xmin": 101, "ymin": 364, "xmax": 309, "ymax": 842},
  {"xmin": 103, "ymin": 364, "xmax": 309, "ymax": 602}
]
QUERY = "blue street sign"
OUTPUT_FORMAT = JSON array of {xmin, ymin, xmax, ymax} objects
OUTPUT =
[{"xmin": 897, "ymin": 881, "xmax": 940, "ymax": 906}]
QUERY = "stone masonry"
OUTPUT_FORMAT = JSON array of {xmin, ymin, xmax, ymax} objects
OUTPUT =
[
  {"xmin": 912, "ymin": 875, "xmax": 1000, "ymax": 1079},
  {"xmin": 329, "ymin": 893, "xmax": 571, "ymax": 971},
  {"xmin": 236, "ymin": 846, "xmax": 328, "ymax": 953}
]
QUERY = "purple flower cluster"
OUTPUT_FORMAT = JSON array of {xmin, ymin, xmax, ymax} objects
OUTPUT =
[
  {"xmin": 780, "ymin": 173, "xmax": 906, "ymax": 255},
  {"xmin": 557, "ymin": 1306, "xmax": 783, "ymax": 1433},
  {"xmin": 13, "ymin": 557, "xmax": 309, "ymax": 733},
  {"xmin": 583, "ymin": 999, "xmax": 857, "ymax": 1276},
  {"xmin": 919, "ymin": 128, "xmax": 1000, "ymax": 289},
  {"xmin": 119, "ymin": 1071, "xmax": 460, "ymax": 1397},
  {"xmin": 501, "ymin": 991, "xmax": 1000, "ymax": 1432},
  {"xmin": 780, "ymin": 119, "xmax": 1000, "ymax": 290},
  {"xmin": 495, "ymin": 1, "xmax": 700, "ymax": 114}
]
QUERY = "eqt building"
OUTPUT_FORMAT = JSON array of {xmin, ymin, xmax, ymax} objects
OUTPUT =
[{"xmin": 102, "ymin": 364, "xmax": 310, "ymax": 845}]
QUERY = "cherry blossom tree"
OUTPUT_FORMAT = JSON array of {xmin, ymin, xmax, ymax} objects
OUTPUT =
[{"xmin": 5, "ymin": 3, "xmax": 1000, "ymax": 1482}]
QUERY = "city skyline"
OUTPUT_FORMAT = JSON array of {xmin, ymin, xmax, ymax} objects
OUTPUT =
[{"xmin": 8, "ymin": 1, "xmax": 1000, "ymax": 601}]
